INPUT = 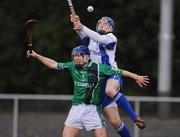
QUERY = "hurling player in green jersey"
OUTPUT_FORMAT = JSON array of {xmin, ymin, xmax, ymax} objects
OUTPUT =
[{"xmin": 27, "ymin": 45, "xmax": 149, "ymax": 137}]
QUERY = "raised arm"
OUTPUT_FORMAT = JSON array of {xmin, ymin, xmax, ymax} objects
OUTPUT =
[
  {"xmin": 122, "ymin": 70, "xmax": 150, "ymax": 88},
  {"xmin": 27, "ymin": 50, "xmax": 58, "ymax": 69},
  {"xmin": 70, "ymin": 14, "xmax": 116, "ymax": 45}
]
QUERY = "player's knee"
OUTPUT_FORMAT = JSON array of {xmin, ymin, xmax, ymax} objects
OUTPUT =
[
  {"xmin": 105, "ymin": 86, "xmax": 117, "ymax": 97},
  {"xmin": 106, "ymin": 80, "xmax": 120, "ymax": 97}
]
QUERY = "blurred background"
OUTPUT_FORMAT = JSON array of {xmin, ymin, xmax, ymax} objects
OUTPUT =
[
  {"xmin": 0, "ymin": 0, "xmax": 180, "ymax": 137},
  {"xmin": 0, "ymin": 0, "xmax": 179, "ymax": 96}
]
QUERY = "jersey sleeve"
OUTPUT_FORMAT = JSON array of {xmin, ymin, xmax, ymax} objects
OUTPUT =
[
  {"xmin": 56, "ymin": 62, "xmax": 74, "ymax": 71},
  {"xmin": 102, "ymin": 33, "xmax": 117, "ymax": 50},
  {"xmin": 99, "ymin": 63, "xmax": 122, "ymax": 76},
  {"xmin": 82, "ymin": 26, "xmax": 117, "ymax": 45}
]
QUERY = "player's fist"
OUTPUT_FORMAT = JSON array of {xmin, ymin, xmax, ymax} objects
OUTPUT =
[
  {"xmin": 70, "ymin": 14, "xmax": 79, "ymax": 23},
  {"xmin": 26, "ymin": 50, "xmax": 38, "ymax": 58}
]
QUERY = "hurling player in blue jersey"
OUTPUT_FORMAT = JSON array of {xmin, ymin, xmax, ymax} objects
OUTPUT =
[{"xmin": 70, "ymin": 15, "xmax": 149, "ymax": 137}]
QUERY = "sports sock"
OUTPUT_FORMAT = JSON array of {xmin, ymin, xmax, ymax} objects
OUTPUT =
[
  {"xmin": 116, "ymin": 122, "xmax": 132, "ymax": 137},
  {"xmin": 113, "ymin": 92, "xmax": 137, "ymax": 121}
]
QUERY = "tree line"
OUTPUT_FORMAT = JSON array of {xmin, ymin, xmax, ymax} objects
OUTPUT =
[{"xmin": 0, "ymin": 0, "xmax": 179, "ymax": 96}]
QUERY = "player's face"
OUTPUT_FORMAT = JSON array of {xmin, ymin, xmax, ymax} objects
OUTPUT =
[
  {"xmin": 97, "ymin": 19, "xmax": 113, "ymax": 33},
  {"xmin": 73, "ymin": 53, "xmax": 86, "ymax": 66}
]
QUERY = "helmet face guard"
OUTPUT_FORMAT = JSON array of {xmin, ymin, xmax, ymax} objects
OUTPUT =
[
  {"xmin": 72, "ymin": 45, "xmax": 90, "ymax": 67},
  {"xmin": 96, "ymin": 16, "xmax": 115, "ymax": 34}
]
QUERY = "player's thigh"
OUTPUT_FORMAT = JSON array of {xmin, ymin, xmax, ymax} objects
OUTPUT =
[
  {"xmin": 104, "ymin": 105, "xmax": 121, "ymax": 128},
  {"xmin": 94, "ymin": 127, "xmax": 107, "ymax": 137},
  {"xmin": 62, "ymin": 125, "xmax": 80, "ymax": 137},
  {"xmin": 106, "ymin": 79, "xmax": 120, "ymax": 96}
]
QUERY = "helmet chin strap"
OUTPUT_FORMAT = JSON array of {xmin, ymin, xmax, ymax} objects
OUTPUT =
[
  {"xmin": 83, "ymin": 56, "xmax": 90, "ymax": 67},
  {"xmin": 84, "ymin": 55, "xmax": 90, "ymax": 63}
]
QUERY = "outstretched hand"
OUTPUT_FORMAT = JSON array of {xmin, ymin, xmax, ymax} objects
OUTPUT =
[{"xmin": 135, "ymin": 75, "xmax": 150, "ymax": 88}]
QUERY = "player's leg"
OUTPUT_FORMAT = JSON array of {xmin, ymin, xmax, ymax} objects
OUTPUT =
[
  {"xmin": 104, "ymin": 104, "xmax": 132, "ymax": 137},
  {"xmin": 105, "ymin": 76, "xmax": 145, "ymax": 129},
  {"xmin": 105, "ymin": 78, "xmax": 138, "ymax": 121},
  {"xmin": 62, "ymin": 125, "xmax": 80, "ymax": 137},
  {"xmin": 104, "ymin": 103, "xmax": 121, "ymax": 128},
  {"xmin": 94, "ymin": 127, "xmax": 107, "ymax": 137},
  {"xmin": 63, "ymin": 105, "xmax": 83, "ymax": 137}
]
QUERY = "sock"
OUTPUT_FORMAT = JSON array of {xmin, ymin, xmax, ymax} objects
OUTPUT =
[
  {"xmin": 116, "ymin": 122, "xmax": 132, "ymax": 137},
  {"xmin": 113, "ymin": 92, "xmax": 138, "ymax": 121}
]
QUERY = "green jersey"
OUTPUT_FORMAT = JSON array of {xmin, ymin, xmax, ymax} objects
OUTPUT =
[{"xmin": 57, "ymin": 59, "xmax": 123, "ymax": 106}]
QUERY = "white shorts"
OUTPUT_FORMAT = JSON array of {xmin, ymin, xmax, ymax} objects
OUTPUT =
[{"xmin": 64, "ymin": 104, "xmax": 105, "ymax": 131}]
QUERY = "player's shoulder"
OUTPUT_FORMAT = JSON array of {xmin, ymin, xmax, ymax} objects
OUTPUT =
[{"xmin": 98, "ymin": 63, "xmax": 111, "ymax": 70}]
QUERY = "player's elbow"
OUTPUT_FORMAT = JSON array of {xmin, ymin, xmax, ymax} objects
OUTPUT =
[{"xmin": 48, "ymin": 63, "xmax": 58, "ymax": 70}]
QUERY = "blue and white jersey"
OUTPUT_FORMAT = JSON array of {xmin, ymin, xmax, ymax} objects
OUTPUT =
[{"xmin": 78, "ymin": 26, "xmax": 118, "ymax": 68}]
